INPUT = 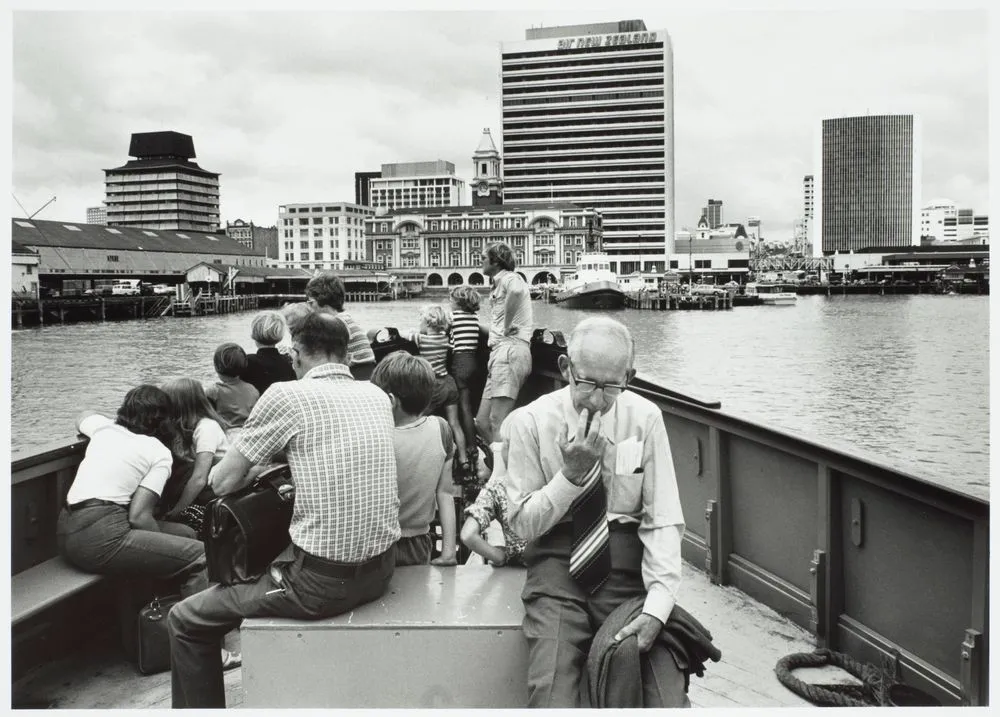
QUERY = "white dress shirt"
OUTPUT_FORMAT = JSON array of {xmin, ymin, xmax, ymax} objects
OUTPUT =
[{"xmin": 504, "ymin": 386, "xmax": 685, "ymax": 623}]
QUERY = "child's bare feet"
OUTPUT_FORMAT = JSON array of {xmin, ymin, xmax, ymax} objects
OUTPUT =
[{"xmin": 431, "ymin": 554, "xmax": 458, "ymax": 567}]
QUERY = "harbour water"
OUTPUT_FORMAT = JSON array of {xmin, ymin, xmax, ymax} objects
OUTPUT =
[{"xmin": 9, "ymin": 294, "xmax": 989, "ymax": 499}]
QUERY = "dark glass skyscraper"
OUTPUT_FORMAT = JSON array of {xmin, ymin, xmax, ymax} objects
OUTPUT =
[{"xmin": 819, "ymin": 114, "xmax": 920, "ymax": 254}]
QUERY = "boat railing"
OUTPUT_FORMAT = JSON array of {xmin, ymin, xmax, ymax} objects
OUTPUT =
[{"xmin": 10, "ymin": 326, "xmax": 989, "ymax": 706}]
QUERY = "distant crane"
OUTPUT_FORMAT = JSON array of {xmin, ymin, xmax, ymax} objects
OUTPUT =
[{"xmin": 12, "ymin": 193, "xmax": 57, "ymax": 220}]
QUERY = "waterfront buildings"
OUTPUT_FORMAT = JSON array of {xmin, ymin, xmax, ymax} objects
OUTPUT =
[
  {"xmin": 364, "ymin": 202, "xmax": 602, "ymax": 286},
  {"xmin": 368, "ymin": 161, "xmax": 465, "ymax": 211},
  {"xmin": 672, "ymin": 214, "xmax": 750, "ymax": 282},
  {"xmin": 103, "ymin": 131, "xmax": 221, "ymax": 233},
  {"xmin": 354, "ymin": 171, "xmax": 381, "ymax": 208},
  {"xmin": 11, "ymin": 241, "xmax": 40, "ymax": 298},
  {"xmin": 500, "ymin": 19, "xmax": 673, "ymax": 275},
  {"xmin": 86, "ymin": 206, "xmax": 107, "ymax": 225},
  {"xmin": 920, "ymin": 199, "xmax": 988, "ymax": 244},
  {"xmin": 277, "ymin": 203, "xmax": 374, "ymax": 271},
  {"xmin": 226, "ymin": 219, "xmax": 279, "ymax": 259},
  {"xmin": 815, "ymin": 114, "xmax": 921, "ymax": 254},
  {"xmin": 10, "ymin": 218, "xmax": 262, "ymax": 295}
]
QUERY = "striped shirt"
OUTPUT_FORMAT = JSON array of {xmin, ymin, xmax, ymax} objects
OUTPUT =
[
  {"xmin": 450, "ymin": 310, "xmax": 480, "ymax": 354},
  {"xmin": 411, "ymin": 331, "xmax": 450, "ymax": 377},
  {"xmin": 234, "ymin": 362, "xmax": 400, "ymax": 562},
  {"xmin": 338, "ymin": 311, "xmax": 376, "ymax": 367}
]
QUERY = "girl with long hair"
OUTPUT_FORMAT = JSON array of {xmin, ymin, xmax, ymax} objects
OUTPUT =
[{"xmin": 160, "ymin": 377, "xmax": 231, "ymax": 530}]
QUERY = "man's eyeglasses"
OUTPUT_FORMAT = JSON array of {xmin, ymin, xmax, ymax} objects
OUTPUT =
[{"xmin": 566, "ymin": 361, "xmax": 630, "ymax": 397}]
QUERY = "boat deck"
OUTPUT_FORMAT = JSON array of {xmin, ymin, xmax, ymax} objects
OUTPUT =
[{"xmin": 11, "ymin": 560, "xmax": 859, "ymax": 709}]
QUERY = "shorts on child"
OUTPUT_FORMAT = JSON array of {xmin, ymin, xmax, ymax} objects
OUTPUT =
[
  {"xmin": 450, "ymin": 351, "xmax": 481, "ymax": 391},
  {"xmin": 395, "ymin": 534, "xmax": 433, "ymax": 566},
  {"xmin": 426, "ymin": 374, "xmax": 459, "ymax": 415}
]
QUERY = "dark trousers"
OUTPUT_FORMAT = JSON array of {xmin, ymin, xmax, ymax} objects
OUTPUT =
[
  {"xmin": 56, "ymin": 504, "xmax": 208, "ymax": 598},
  {"xmin": 395, "ymin": 533, "xmax": 433, "ymax": 566},
  {"xmin": 521, "ymin": 524, "xmax": 688, "ymax": 708},
  {"xmin": 168, "ymin": 543, "xmax": 395, "ymax": 708}
]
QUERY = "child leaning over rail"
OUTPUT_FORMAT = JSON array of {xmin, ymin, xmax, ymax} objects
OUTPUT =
[
  {"xmin": 371, "ymin": 351, "xmax": 460, "ymax": 567},
  {"xmin": 57, "ymin": 385, "xmax": 208, "ymax": 597},
  {"xmin": 406, "ymin": 304, "xmax": 472, "ymax": 481}
]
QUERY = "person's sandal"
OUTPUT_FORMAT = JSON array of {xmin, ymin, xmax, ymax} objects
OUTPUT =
[{"xmin": 221, "ymin": 648, "xmax": 242, "ymax": 671}]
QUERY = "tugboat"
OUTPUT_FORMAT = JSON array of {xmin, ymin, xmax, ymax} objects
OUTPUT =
[{"xmin": 553, "ymin": 251, "xmax": 626, "ymax": 309}]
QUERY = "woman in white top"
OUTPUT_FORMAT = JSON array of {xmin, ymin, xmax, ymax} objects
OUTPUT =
[
  {"xmin": 56, "ymin": 385, "xmax": 208, "ymax": 598},
  {"xmin": 160, "ymin": 377, "xmax": 231, "ymax": 533}
]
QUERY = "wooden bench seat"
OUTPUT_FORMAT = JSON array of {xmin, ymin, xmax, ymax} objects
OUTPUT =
[
  {"xmin": 12, "ymin": 558, "xmax": 106, "ymax": 625},
  {"xmin": 241, "ymin": 565, "xmax": 529, "ymax": 708}
]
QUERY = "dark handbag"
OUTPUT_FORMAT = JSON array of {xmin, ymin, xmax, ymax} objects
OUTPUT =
[
  {"xmin": 201, "ymin": 463, "xmax": 295, "ymax": 586},
  {"xmin": 136, "ymin": 594, "xmax": 181, "ymax": 675}
]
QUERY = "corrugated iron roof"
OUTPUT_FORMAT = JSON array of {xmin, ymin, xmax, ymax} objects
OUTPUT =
[{"xmin": 12, "ymin": 219, "xmax": 258, "ymax": 256}]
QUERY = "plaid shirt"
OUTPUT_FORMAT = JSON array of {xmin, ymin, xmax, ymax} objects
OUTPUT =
[{"xmin": 235, "ymin": 362, "xmax": 400, "ymax": 561}]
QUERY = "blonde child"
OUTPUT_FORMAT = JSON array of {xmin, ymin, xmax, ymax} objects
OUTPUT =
[{"xmin": 407, "ymin": 305, "xmax": 471, "ymax": 480}]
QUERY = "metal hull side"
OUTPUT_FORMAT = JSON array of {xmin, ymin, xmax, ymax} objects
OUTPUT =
[{"xmin": 554, "ymin": 281, "xmax": 626, "ymax": 310}]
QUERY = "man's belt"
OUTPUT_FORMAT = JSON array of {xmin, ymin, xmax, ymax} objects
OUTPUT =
[
  {"xmin": 295, "ymin": 545, "xmax": 393, "ymax": 579},
  {"xmin": 65, "ymin": 498, "xmax": 123, "ymax": 512}
]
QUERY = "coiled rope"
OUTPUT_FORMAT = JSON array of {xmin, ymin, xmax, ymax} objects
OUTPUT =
[{"xmin": 775, "ymin": 648, "xmax": 895, "ymax": 707}]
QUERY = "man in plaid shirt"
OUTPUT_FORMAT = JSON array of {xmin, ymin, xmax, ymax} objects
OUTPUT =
[{"xmin": 168, "ymin": 312, "xmax": 400, "ymax": 708}]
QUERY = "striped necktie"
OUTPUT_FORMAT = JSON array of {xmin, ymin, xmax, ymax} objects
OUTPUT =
[{"xmin": 569, "ymin": 459, "xmax": 611, "ymax": 594}]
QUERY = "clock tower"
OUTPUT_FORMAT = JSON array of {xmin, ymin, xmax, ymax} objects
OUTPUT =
[{"xmin": 472, "ymin": 128, "xmax": 503, "ymax": 207}]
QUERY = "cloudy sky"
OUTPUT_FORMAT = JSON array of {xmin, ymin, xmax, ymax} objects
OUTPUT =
[{"xmin": 10, "ymin": 4, "xmax": 991, "ymax": 238}]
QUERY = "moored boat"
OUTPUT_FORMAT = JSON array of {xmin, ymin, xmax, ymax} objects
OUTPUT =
[
  {"xmin": 745, "ymin": 281, "xmax": 797, "ymax": 305},
  {"xmin": 553, "ymin": 251, "xmax": 626, "ymax": 309}
]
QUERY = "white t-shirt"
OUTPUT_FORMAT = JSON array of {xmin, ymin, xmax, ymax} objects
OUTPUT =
[
  {"xmin": 65, "ymin": 415, "xmax": 173, "ymax": 506},
  {"xmin": 193, "ymin": 417, "xmax": 230, "ymax": 462}
]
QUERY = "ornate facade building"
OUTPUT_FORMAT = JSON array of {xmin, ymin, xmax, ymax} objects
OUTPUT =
[{"xmin": 364, "ymin": 129, "xmax": 602, "ymax": 286}]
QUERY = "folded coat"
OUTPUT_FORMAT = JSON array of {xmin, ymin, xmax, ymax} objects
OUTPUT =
[{"xmin": 587, "ymin": 596, "xmax": 723, "ymax": 708}]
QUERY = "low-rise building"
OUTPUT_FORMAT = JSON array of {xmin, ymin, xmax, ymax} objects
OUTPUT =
[
  {"xmin": 11, "ymin": 218, "xmax": 263, "ymax": 295},
  {"xmin": 672, "ymin": 216, "xmax": 751, "ymax": 282},
  {"xmin": 277, "ymin": 202, "xmax": 374, "ymax": 271},
  {"xmin": 226, "ymin": 219, "xmax": 279, "ymax": 259},
  {"xmin": 11, "ymin": 241, "xmax": 40, "ymax": 298}
]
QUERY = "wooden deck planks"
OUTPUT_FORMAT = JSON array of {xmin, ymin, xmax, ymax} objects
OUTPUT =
[{"xmin": 12, "ymin": 560, "xmax": 858, "ymax": 709}]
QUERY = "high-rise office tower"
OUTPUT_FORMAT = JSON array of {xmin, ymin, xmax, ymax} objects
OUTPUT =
[
  {"xmin": 86, "ymin": 206, "xmax": 107, "ymax": 225},
  {"xmin": 104, "ymin": 131, "xmax": 220, "ymax": 232},
  {"xmin": 368, "ymin": 161, "xmax": 465, "ymax": 211},
  {"xmin": 500, "ymin": 19, "xmax": 673, "ymax": 274},
  {"xmin": 704, "ymin": 199, "xmax": 722, "ymax": 229},
  {"xmin": 816, "ymin": 114, "xmax": 921, "ymax": 253},
  {"xmin": 354, "ymin": 171, "xmax": 381, "ymax": 207}
]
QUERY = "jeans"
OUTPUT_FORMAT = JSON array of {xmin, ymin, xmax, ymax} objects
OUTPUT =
[
  {"xmin": 520, "ymin": 524, "xmax": 689, "ymax": 708},
  {"xmin": 56, "ymin": 503, "xmax": 208, "ymax": 598},
  {"xmin": 169, "ymin": 542, "xmax": 396, "ymax": 708}
]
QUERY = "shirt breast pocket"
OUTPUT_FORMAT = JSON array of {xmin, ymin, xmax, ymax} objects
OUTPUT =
[{"xmin": 608, "ymin": 472, "xmax": 643, "ymax": 515}]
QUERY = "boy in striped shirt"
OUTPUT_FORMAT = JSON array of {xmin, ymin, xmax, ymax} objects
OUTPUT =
[{"xmin": 408, "ymin": 305, "xmax": 470, "ymax": 479}]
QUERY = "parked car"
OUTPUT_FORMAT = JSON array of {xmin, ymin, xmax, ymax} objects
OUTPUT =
[{"xmin": 150, "ymin": 284, "xmax": 174, "ymax": 295}]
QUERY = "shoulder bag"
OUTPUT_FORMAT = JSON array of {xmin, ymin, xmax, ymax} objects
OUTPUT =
[{"xmin": 201, "ymin": 463, "xmax": 295, "ymax": 586}]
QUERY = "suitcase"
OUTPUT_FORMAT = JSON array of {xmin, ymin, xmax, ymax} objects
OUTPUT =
[{"xmin": 136, "ymin": 594, "xmax": 181, "ymax": 675}]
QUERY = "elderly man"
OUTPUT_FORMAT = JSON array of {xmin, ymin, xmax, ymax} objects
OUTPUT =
[
  {"xmin": 504, "ymin": 316, "xmax": 687, "ymax": 708},
  {"xmin": 167, "ymin": 312, "xmax": 399, "ymax": 708},
  {"xmin": 477, "ymin": 242, "xmax": 533, "ymax": 460}
]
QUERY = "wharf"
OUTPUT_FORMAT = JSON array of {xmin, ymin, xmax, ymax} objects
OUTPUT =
[
  {"xmin": 11, "ymin": 290, "xmax": 393, "ymax": 327},
  {"xmin": 625, "ymin": 292, "xmax": 733, "ymax": 311}
]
